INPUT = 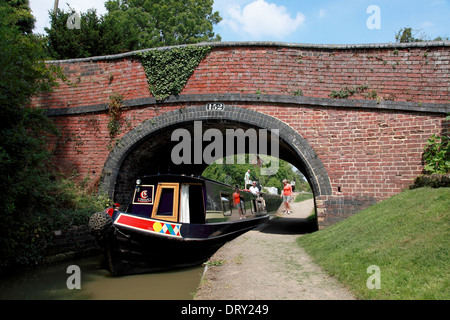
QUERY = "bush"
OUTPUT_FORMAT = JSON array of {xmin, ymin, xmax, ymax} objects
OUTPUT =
[
  {"xmin": 0, "ymin": 176, "xmax": 110, "ymax": 271},
  {"xmin": 422, "ymin": 134, "xmax": 449, "ymax": 174}
]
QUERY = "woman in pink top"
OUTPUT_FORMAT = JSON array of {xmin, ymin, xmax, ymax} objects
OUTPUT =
[{"xmin": 281, "ymin": 179, "xmax": 293, "ymax": 214}]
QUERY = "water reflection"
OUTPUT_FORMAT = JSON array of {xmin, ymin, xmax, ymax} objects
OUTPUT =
[{"xmin": 0, "ymin": 256, "xmax": 204, "ymax": 300}]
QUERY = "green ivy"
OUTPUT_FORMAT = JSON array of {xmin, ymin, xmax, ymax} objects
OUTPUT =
[
  {"xmin": 107, "ymin": 92, "xmax": 123, "ymax": 139},
  {"xmin": 423, "ymin": 134, "xmax": 449, "ymax": 174},
  {"xmin": 137, "ymin": 45, "xmax": 211, "ymax": 101},
  {"xmin": 329, "ymin": 84, "xmax": 369, "ymax": 99}
]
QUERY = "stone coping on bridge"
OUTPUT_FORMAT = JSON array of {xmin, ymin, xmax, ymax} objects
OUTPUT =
[
  {"xmin": 45, "ymin": 40, "xmax": 450, "ymax": 64},
  {"xmin": 45, "ymin": 93, "xmax": 450, "ymax": 117}
]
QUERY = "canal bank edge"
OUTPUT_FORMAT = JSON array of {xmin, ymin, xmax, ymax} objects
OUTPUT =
[{"xmin": 43, "ymin": 225, "xmax": 100, "ymax": 265}]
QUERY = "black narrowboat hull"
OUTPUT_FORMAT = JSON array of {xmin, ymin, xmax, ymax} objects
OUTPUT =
[
  {"xmin": 90, "ymin": 174, "xmax": 282, "ymax": 276},
  {"xmin": 101, "ymin": 214, "xmax": 270, "ymax": 276}
]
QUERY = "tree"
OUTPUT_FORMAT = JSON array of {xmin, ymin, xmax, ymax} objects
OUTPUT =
[
  {"xmin": 104, "ymin": 0, "xmax": 221, "ymax": 49},
  {"xmin": 45, "ymin": 0, "xmax": 222, "ymax": 59},
  {"xmin": 2, "ymin": 0, "xmax": 35, "ymax": 34},
  {"xmin": 45, "ymin": 7, "xmax": 112, "ymax": 59},
  {"xmin": 0, "ymin": 0, "xmax": 62, "ymax": 268},
  {"xmin": 1, "ymin": 0, "xmax": 116, "ymax": 271}
]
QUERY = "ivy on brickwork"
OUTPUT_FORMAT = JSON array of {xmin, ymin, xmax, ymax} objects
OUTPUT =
[
  {"xmin": 423, "ymin": 134, "xmax": 449, "ymax": 174},
  {"xmin": 329, "ymin": 84, "xmax": 369, "ymax": 99},
  {"xmin": 137, "ymin": 45, "xmax": 211, "ymax": 101},
  {"xmin": 108, "ymin": 92, "xmax": 124, "ymax": 139}
]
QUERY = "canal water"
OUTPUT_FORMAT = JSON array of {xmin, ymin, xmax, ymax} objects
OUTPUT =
[{"xmin": 0, "ymin": 255, "xmax": 204, "ymax": 300}]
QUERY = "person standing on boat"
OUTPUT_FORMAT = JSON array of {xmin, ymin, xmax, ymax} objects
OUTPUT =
[
  {"xmin": 244, "ymin": 170, "xmax": 251, "ymax": 189},
  {"xmin": 233, "ymin": 187, "xmax": 245, "ymax": 219},
  {"xmin": 281, "ymin": 179, "xmax": 293, "ymax": 214}
]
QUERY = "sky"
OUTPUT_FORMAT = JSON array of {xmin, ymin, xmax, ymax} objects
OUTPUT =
[{"xmin": 29, "ymin": 0, "xmax": 450, "ymax": 45}]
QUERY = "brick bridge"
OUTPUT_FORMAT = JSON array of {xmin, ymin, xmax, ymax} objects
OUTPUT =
[{"xmin": 32, "ymin": 41, "xmax": 450, "ymax": 227}]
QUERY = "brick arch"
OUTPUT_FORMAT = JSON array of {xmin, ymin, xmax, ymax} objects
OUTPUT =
[{"xmin": 100, "ymin": 105, "xmax": 332, "ymax": 204}]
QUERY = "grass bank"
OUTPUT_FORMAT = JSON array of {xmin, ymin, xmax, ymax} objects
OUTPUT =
[
  {"xmin": 294, "ymin": 193, "xmax": 314, "ymax": 203},
  {"xmin": 297, "ymin": 187, "xmax": 449, "ymax": 300}
]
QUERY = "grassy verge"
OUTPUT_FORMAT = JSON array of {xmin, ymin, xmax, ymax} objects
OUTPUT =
[
  {"xmin": 297, "ymin": 187, "xmax": 449, "ymax": 300},
  {"xmin": 294, "ymin": 193, "xmax": 314, "ymax": 202}
]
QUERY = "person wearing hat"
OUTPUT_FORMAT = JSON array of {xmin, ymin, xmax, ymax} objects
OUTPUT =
[{"xmin": 281, "ymin": 179, "xmax": 293, "ymax": 214}]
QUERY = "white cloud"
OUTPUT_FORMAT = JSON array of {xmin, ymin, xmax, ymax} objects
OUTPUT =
[{"xmin": 221, "ymin": 0, "xmax": 305, "ymax": 39}]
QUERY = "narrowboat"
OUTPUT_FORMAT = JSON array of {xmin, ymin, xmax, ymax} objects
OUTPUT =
[{"xmin": 89, "ymin": 174, "xmax": 282, "ymax": 275}]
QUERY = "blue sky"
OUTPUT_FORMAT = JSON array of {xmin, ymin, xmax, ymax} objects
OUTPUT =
[{"xmin": 30, "ymin": 0, "xmax": 450, "ymax": 44}]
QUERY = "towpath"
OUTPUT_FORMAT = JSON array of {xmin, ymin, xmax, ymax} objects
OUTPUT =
[{"xmin": 194, "ymin": 196, "xmax": 355, "ymax": 300}]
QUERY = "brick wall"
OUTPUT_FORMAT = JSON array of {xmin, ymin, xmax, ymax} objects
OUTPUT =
[
  {"xmin": 45, "ymin": 225, "xmax": 98, "ymax": 259},
  {"xmin": 186, "ymin": 45, "xmax": 449, "ymax": 103},
  {"xmin": 33, "ymin": 58, "xmax": 150, "ymax": 110}
]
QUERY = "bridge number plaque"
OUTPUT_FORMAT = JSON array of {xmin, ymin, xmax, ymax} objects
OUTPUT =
[{"xmin": 206, "ymin": 103, "xmax": 225, "ymax": 111}]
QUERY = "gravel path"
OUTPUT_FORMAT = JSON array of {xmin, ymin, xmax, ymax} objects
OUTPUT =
[{"xmin": 194, "ymin": 197, "xmax": 356, "ymax": 300}]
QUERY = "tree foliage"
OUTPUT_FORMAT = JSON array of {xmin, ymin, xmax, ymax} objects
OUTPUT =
[
  {"xmin": 1, "ymin": 0, "xmax": 60, "ymax": 213},
  {"xmin": 0, "ymin": 0, "xmax": 60, "ymax": 267},
  {"xmin": 45, "ymin": 8, "xmax": 114, "ymax": 59},
  {"xmin": 0, "ymin": 0, "xmax": 110, "ymax": 270},
  {"xmin": 105, "ymin": 0, "xmax": 221, "ymax": 48},
  {"xmin": 395, "ymin": 27, "xmax": 449, "ymax": 43},
  {"xmin": 202, "ymin": 155, "xmax": 311, "ymax": 194},
  {"xmin": 45, "ymin": 0, "xmax": 222, "ymax": 59}
]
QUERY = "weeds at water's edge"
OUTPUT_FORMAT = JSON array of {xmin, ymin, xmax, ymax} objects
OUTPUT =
[{"xmin": 203, "ymin": 259, "xmax": 226, "ymax": 267}]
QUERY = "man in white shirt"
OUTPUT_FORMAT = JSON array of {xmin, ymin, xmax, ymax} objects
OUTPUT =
[
  {"xmin": 249, "ymin": 181, "xmax": 259, "ymax": 195},
  {"xmin": 249, "ymin": 181, "xmax": 266, "ymax": 212}
]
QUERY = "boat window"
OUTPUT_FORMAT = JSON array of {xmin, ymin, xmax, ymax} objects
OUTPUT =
[
  {"xmin": 152, "ymin": 183, "xmax": 179, "ymax": 222},
  {"xmin": 157, "ymin": 188, "xmax": 174, "ymax": 215},
  {"xmin": 221, "ymin": 193, "xmax": 233, "ymax": 216}
]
